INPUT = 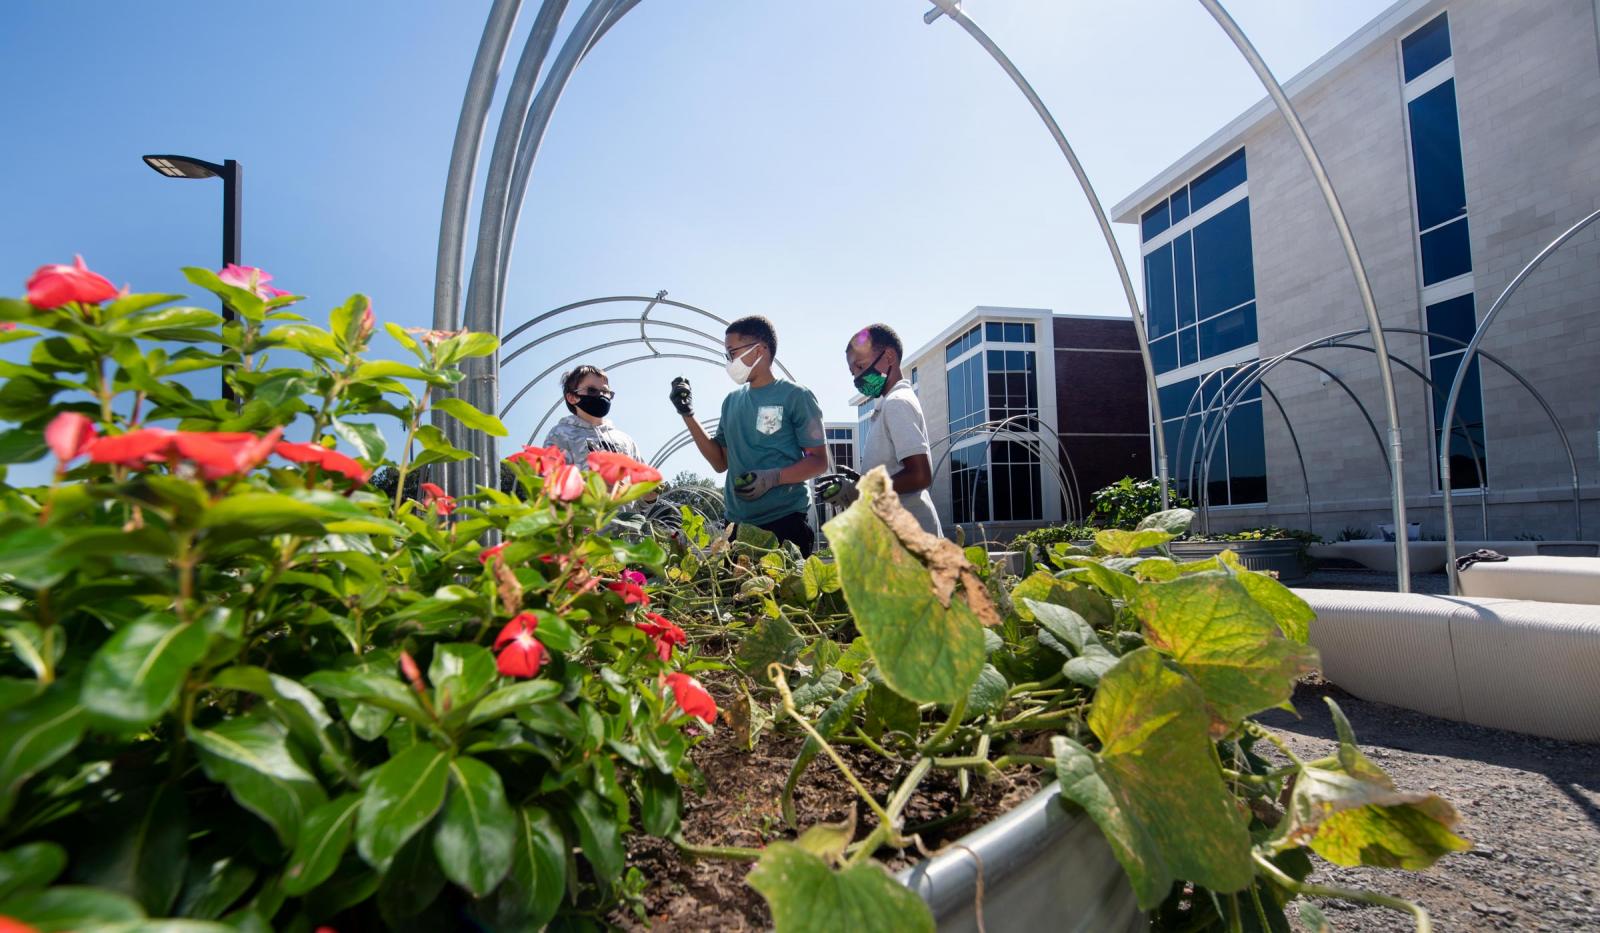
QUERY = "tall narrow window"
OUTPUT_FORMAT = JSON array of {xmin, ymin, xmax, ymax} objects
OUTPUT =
[{"xmin": 1401, "ymin": 11, "xmax": 1487, "ymax": 489}]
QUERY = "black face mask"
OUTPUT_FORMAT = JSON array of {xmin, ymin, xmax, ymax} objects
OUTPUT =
[{"xmin": 575, "ymin": 395, "xmax": 611, "ymax": 418}]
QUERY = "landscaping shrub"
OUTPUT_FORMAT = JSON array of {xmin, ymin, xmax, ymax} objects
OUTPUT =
[{"xmin": 1089, "ymin": 476, "xmax": 1193, "ymax": 529}]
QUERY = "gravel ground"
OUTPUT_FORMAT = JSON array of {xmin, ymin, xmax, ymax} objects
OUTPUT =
[{"xmin": 1273, "ymin": 567, "xmax": 1599, "ymax": 930}]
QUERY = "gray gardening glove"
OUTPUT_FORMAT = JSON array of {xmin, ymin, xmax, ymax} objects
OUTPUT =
[
  {"xmin": 817, "ymin": 469, "xmax": 859, "ymax": 506},
  {"xmin": 734, "ymin": 468, "xmax": 782, "ymax": 501},
  {"xmin": 669, "ymin": 376, "xmax": 694, "ymax": 416}
]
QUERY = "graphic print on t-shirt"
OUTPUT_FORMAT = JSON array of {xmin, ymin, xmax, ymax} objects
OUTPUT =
[{"xmin": 756, "ymin": 405, "xmax": 784, "ymax": 435}]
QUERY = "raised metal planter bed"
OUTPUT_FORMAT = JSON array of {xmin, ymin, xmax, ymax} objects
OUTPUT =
[
  {"xmin": 1168, "ymin": 538, "xmax": 1306, "ymax": 582},
  {"xmin": 897, "ymin": 782, "xmax": 1142, "ymax": 932}
]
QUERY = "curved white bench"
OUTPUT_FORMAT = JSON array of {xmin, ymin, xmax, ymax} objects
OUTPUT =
[
  {"xmin": 1457, "ymin": 555, "xmax": 1600, "ymax": 605},
  {"xmin": 1306, "ymin": 540, "xmax": 1598, "ymax": 574},
  {"xmin": 1294, "ymin": 588, "xmax": 1600, "ymax": 742}
]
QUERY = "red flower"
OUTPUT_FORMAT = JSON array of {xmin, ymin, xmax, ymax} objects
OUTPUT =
[
  {"xmin": 586, "ymin": 450, "xmax": 662, "ymax": 486},
  {"xmin": 86, "ymin": 426, "xmax": 281, "ymax": 479},
  {"xmin": 0, "ymin": 322, "xmax": 15, "ymax": 332},
  {"xmin": 666, "ymin": 672, "xmax": 717, "ymax": 723},
  {"xmin": 87, "ymin": 427, "xmax": 173, "ymax": 467},
  {"xmin": 26, "ymin": 256, "xmax": 118, "ymax": 310},
  {"xmin": 45, "ymin": 411, "xmax": 97, "ymax": 463},
  {"xmin": 478, "ymin": 542, "xmax": 507, "ymax": 565},
  {"xmin": 494, "ymin": 612, "xmax": 546, "ymax": 678},
  {"xmin": 546, "ymin": 463, "xmax": 585, "ymax": 502},
  {"xmin": 636, "ymin": 612, "xmax": 686, "ymax": 662},
  {"xmin": 399, "ymin": 651, "xmax": 424, "ymax": 690},
  {"xmin": 421, "ymin": 482, "xmax": 455, "ymax": 516},
  {"xmin": 274, "ymin": 440, "xmax": 370, "ymax": 483},
  {"xmin": 607, "ymin": 579, "xmax": 650, "ymax": 606},
  {"xmin": 0, "ymin": 917, "xmax": 43, "ymax": 933},
  {"xmin": 505, "ymin": 444, "xmax": 564, "ymax": 476}
]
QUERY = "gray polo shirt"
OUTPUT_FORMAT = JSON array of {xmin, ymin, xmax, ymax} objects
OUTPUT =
[{"xmin": 860, "ymin": 379, "xmax": 942, "ymax": 538}]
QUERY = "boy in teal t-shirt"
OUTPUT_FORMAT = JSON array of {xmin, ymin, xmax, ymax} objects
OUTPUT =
[{"xmin": 668, "ymin": 315, "xmax": 828, "ymax": 555}]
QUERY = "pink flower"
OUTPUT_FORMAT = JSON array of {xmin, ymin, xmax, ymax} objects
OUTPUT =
[
  {"xmin": 399, "ymin": 651, "xmax": 424, "ymax": 690},
  {"xmin": 0, "ymin": 322, "xmax": 15, "ymax": 332},
  {"xmin": 493, "ymin": 612, "xmax": 547, "ymax": 678},
  {"xmin": 623, "ymin": 569, "xmax": 646, "ymax": 587},
  {"xmin": 45, "ymin": 412, "xmax": 97, "ymax": 463},
  {"xmin": 545, "ymin": 463, "xmax": 585, "ymax": 502},
  {"xmin": 421, "ymin": 482, "xmax": 455, "ymax": 516},
  {"xmin": 274, "ymin": 440, "xmax": 370, "ymax": 483},
  {"xmin": 586, "ymin": 450, "xmax": 662, "ymax": 486},
  {"xmin": 635, "ymin": 612, "xmax": 687, "ymax": 662},
  {"xmin": 404, "ymin": 327, "xmax": 463, "ymax": 348},
  {"xmin": 505, "ymin": 444, "xmax": 564, "ymax": 477},
  {"xmin": 26, "ymin": 256, "xmax": 118, "ymax": 310},
  {"xmin": 607, "ymin": 579, "xmax": 650, "ymax": 606},
  {"xmin": 219, "ymin": 264, "xmax": 291, "ymax": 300},
  {"xmin": 478, "ymin": 542, "xmax": 507, "ymax": 565},
  {"xmin": 666, "ymin": 672, "xmax": 716, "ymax": 724}
]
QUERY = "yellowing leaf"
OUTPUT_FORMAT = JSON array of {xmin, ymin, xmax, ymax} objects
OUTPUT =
[
  {"xmin": 747, "ymin": 841, "xmax": 934, "ymax": 933},
  {"xmin": 1093, "ymin": 528, "xmax": 1176, "ymax": 557}
]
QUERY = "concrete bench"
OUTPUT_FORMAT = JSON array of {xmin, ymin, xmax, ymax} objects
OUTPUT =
[
  {"xmin": 1293, "ymin": 588, "xmax": 1600, "ymax": 742},
  {"xmin": 1457, "ymin": 555, "xmax": 1600, "ymax": 605},
  {"xmin": 1307, "ymin": 540, "xmax": 1598, "ymax": 574}
]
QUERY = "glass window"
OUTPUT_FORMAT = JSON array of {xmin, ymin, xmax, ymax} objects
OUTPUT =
[
  {"xmin": 1190, "ymin": 149, "xmax": 1247, "ymax": 211},
  {"xmin": 1425, "ymin": 294, "xmax": 1477, "ymax": 348},
  {"xmin": 1170, "ymin": 187, "xmax": 1190, "ymax": 223},
  {"xmin": 986, "ymin": 322, "xmax": 1004, "ymax": 341},
  {"xmin": 1193, "ymin": 200, "xmax": 1255, "ymax": 317},
  {"xmin": 1226, "ymin": 400, "xmax": 1267, "ymax": 504},
  {"xmin": 1421, "ymin": 217, "xmax": 1472, "ymax": 285},
  {"xmin": 1402, "ymin": 12, "xmax": 1451, "ymax": 82},
  {"xmin": 1141, "ymin": 200, "xmax": 1171, "ymax": 240},
  {"xmin": 1429, "ymin": 352, "xmax": 1487, "ymax": 488},
  {"xmin": 1005, "ymin": 322, "xmax": 1027, "ymax": 343},
  {"xmin": 1144, "ymin": 243, "xmax": 1176, "ymax": 338},
  {"xmin": 1024, "ymin": 323, "xmax": 1035, "ymax": 342},
  {"xmin": 1151, "ymin": 335, "xmax": 1178, "ymax": 374},
  {"xmin": 988, "ymin": 349, "xmax": 1003, "ymax": 368},
  {"xmin": 1173, "ymin": 232, "xmax": 1196, "ymax": 329},
  {"xmin": 911, "ymin": 367, "xmax": 918, "ymax": 386},
  {"xmin": 1179, "ymin": 328, "xmax": 1199, "ymax": 368},
  {"xmin": 1408, "ymin": 80, "xmax": 1467, "ymax": 231},
  {"xmin": 1159, "ymin": 377, "xmax": 1200, "ymax": 419},
  {"xmin": 947, "ymin": 356, "xmax": 986, "ymax": 433},
  {"xmin": 1198, "ymin": 304, "xmax": 1258, "ymax": 358}
]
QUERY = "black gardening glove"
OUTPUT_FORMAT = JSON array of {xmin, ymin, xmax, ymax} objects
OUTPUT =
[
  {"xmin": 817, "ymin": 467, "xmax": 860, "ymax": 506},
  {"xmin": 669, "ymin": 376, "xmax": 693, "ymax": 416}
]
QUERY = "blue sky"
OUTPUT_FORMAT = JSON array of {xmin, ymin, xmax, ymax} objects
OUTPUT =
[{"xmin": 0, "ymin": 0, "xmax": 1393, "ymax": 479}]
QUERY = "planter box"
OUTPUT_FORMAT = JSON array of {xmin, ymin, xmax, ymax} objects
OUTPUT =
[
  {"xmin": 898, "ymin": 782, "xmax": 1142, "ymax": 932},
  {"xmin": 1168, "ymin": 539, "xmax": 1306, "ymax": 582}
]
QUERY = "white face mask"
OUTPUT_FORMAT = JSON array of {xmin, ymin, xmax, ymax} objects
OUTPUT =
[{"xmin": 726, "ymin": 345, "xmax": 762, "ymax": 385}]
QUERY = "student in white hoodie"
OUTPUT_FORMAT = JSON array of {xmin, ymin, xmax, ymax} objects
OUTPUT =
[{"xmin": 542, "ymin": 364, "xmax": 643, "ymax": 464}]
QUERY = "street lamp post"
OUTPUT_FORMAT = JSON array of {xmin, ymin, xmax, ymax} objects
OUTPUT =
[{"xmin": 142, "ymin": 154, "xmax": 242, "ymax": 399}]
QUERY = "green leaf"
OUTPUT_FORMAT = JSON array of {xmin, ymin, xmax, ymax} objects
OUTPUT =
[
  {"xmin": 1026, "ymin": 599, "xmax": 1119, "ymax": 688},
  {"xmin": 432, "ymin": 397, "xmax": 508, "ymax": 437},
  {"xmin": 529, "ymin": 611, "xmax": 579, "ymax": 654},
  {"xmin": 0, "ymin": 886, "xmax": 145, "ymax": 931},
  {"xmin": 1132, "ymin": 572, "xmax": 1318, "ymax": 729},
  {"xmin": 0, "ymin": 426, "xmax": 46, "ymax": 464},
  {"xmin": 353, "ymin": 360, "xmax": 435, "ymax": 384},
  {"xmin": 747, "ymin": 841, "xmax": 935, "ymax": 933},
  {"xmin": 1094, "ymin": 528, "xmax": 1176, "ymax": 557},
  {"xmin": 801, "ymin": 555, "xmax": 842, "ymax": 601},
  {"xmin": 330, "ymin": 293, "xmax": 369, "ymax": 349},
  {"xmin": 1054, "ymin": 556, "xmax": 1140, "ymax": 604},
  {"xmin": 1008, "ymin": 571, "xmax": 1072, "ymax": 621},
  {"xmin": 0, "ymin": 842, "xmax": 67, "ymax": 900},
  {"xmin": 428, "ymin": 644, "xmax": 497, "ymax": 710},
  {"xmin": 568, "ymin": 787, "xmax": 624, "ymax": 884},
  {"xmin": 823, "ymin": 479, "xmax": 986, "ymax": 704},
  {"xmin": 105, "ymin": 306, "xmax": 223, "ymax": 335},
  {"xmin": 467, "ymin": 680, "xmax": 563, "ymax": 727},
  {"xmin": 1134, "ymin": 508, "xmax": 1196, "ymax": 535},
  {"xmin": 1276, "ymin": 699, "xmax": 1470, "ymax": 869},
  {"xmin": 188, "ymin": 715, "xmax": 327, "ymax": 847},
  {"xmin": 356, "ymin": 743, "xmax": 451, "ymax": 872},
  {"xmin": 70, "ymin": 785, "xmax": 187, "ymax": 914},
  {"xmin": 304, "ymin": 670, "xmax": 430, "ymax": 723},
  {"xmin": 1217, "ymin": 550, "xmax": 1314, "ymax": 644},
  {"xmin": 0, "ymin": 526, "xmax": 73, "ymax": 589},
  {"xmin": 81, "ymin": 616, "xmax": 207, "ymax": 731},
  {"xmin": 1052, "ymin": 648, "xmax": 1253, "ymax": 909},
  {"xmin": 283, "ymin": 793, "xmax": 361, "ymax": 896},
  {"xmin": 957, "ymin": 663, "xmax": 1008, "ymax": 719},
  {"xmin": 638, "ymin": 770, "xmax": 681, "ymax": 837},
  {"xmin": 332, "ymin": 419, "xmax": 387, "ymax": 463},
  {"xmin": 375, "ymin": 830, "xmax": 447, "ymax": 925},
  {"xmin": 433, "ymin": 757, "xmax": 515, "ymax": 896},
  {"xmin": 863, "ymin": 681, "xmax": 920, "ymax": 741},
  {"xmin": 0, "ymin": 686, "xmax": 87, "ymax": 822},
  {"xmin": 735, "ymin": 613, "xmax": 805, "ymax": 676},
  {"xmin": 208, "ymin": 667, "xmax": 355, "ymax": 784},
  {"xmin": 436, "ymin": 331, "xmax": 499, "ymax": 365},
  {"xmin": 489, "ymin": 806, "xmax": 567, "ymax": 931},
  {"xmin": 200, "ymin": 492, "xmax": 328, "ymax": 539},
  {"xmin": 783, "ymin": 682, "xmax": 868, "ymax": 827},
  {"xmin": 174, "ymin": 855, "xmax": 257, "ymax": 920}
]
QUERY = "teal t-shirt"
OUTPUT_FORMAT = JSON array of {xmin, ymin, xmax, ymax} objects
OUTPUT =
[{"xmin": 715, "ymin": 379, "xmax": 826, "ymax": 525}]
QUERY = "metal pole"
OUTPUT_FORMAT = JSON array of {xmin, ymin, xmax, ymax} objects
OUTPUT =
[
  {"xmin": 925, "ymin": 0, "xmax": 1170, "ymax": 511},
  {"xmin": 1197, "ymin": 0, "xmax": 1412, "ymax": 591},
  {"xmin": 431, "ymin": 0, "xmax": 523, "ymax": 496},
  {"xmin": 1261, "ymin": 382, "xmax": 1313, "ymax": 535},
  {"xmin": 220, "ymin": 159, "xmax": 241, "ymax": 402},
  {"xmin": 1441, "ymin": 206, "xmax": 1600, "ymax": 591}
]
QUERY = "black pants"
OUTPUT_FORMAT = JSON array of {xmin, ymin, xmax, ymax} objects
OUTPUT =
[{"xmin": 753, "ymin": 511, "xmax": 816, "ymax": 557}]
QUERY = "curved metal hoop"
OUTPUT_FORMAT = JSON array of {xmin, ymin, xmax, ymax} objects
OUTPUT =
[
  {"xmin": 1441, "ymin": 206, "xmax": 1600, "ymax": 591},
  {"xmin": 518, "ymin": 353, "xmax": 724, "ymax": 447},
  {"xmin": 928, "ymin": 413, "xmax": 1085, "ymax": 526}
]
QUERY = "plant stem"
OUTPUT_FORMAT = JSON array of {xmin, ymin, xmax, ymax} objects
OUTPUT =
[
  {"xmin": 393, "ymin": 388, "xmax": 430, "ymax": 510},
  {"xmin": 673, "ymin": 836, "xmax": 764, "ymax": 862},
  {"xmin": 769, "ymin": 664, "xmax": 893, "ymax": 828},
  {"xmin": 917, "ymin": 697, "xmax": 967, "ymax": 755},
  {"xmin": 1244, "ymin": 721, "xmax": 1305, "ymax": 767},
  {"xmin": 1252, "ymin": 851, "xmax": 1431, "ymax": 933}
]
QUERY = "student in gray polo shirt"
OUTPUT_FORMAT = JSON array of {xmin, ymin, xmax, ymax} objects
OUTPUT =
[{"xmin": 824, "ymin": 323, "xmax": 942, "ymax": 538}]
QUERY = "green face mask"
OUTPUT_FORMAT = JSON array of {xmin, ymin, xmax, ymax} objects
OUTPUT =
[{"xmin": 853, "ymin": 350, "xmax": 889, "ymax": 398}]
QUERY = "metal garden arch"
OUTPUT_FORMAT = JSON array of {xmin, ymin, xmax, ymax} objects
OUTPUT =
[{"xmin": 431, "ymin": 0, "xmax": 1416, "ymax": 583}]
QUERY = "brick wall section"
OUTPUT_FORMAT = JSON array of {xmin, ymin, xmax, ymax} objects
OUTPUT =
[{"xmin": 1053, "ymin": 317, "xmax": 1152, "ymax": 518}]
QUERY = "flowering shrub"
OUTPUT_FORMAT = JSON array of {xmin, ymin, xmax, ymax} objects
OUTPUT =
[
  {"xmin": 0, "ymin": 261, "xmax": 704, "ymax": 930},
  {"xmin": 1089, "ymin": 475, "xmax": 1194, "ymax": 529}
]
